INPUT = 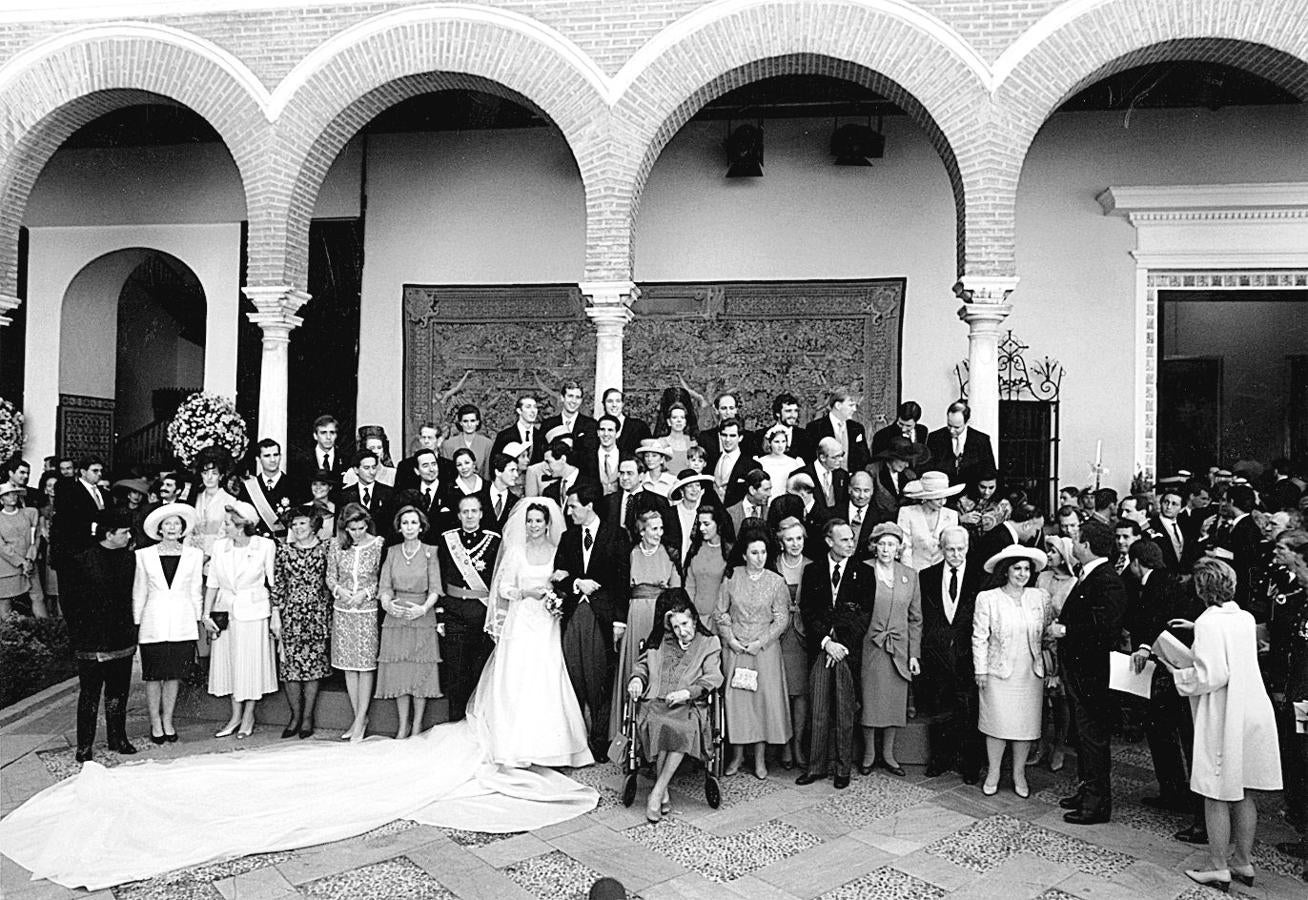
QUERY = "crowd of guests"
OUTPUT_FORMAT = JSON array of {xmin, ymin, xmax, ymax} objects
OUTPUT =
[{"xmin": 7, "ymin": 382, "xmax": 1308, "ymax": 889}]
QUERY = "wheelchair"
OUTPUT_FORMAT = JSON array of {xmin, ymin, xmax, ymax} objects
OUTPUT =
[{"xmin": 619, "ymin": 681, "xmax": 725, "ymax": 810}]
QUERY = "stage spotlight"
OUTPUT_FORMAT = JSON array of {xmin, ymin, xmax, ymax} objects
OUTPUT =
[
  {"xmin": 724, "ymin": 124, "xmax": 764, "ymax": 177},
  {"xmin": 830, "ymin": 122, "xmax": 885, "ymax": 166}
]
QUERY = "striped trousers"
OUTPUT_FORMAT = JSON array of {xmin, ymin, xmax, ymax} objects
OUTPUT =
[{"xmin": 805, "ymin": 654, "xmax": 857, "ymax": 778}]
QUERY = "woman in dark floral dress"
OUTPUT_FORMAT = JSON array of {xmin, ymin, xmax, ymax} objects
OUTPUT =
[{"xmin": 271, "ymin": 507, "xmax": 332, "ymax": 739}]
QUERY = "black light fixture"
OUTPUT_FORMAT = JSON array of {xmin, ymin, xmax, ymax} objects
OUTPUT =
[
  {"xmin": 830, "ymin": 116, "xmax": 885, "ymax": 166},
  {"xmin": 723, "ymin": 122, "xmax": 764, "ymax": 177}
]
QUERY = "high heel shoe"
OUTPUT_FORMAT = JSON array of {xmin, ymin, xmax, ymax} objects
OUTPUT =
[
  {"xmin": 1184, "ymin": 869, "xmax": 1230, "ymax": 892},
  {"xmin": 214, "ymin": 722, "xmax": 240, "ymax": 738},
  {"xmin": 236, "ymin": 724, "xmax": 255, "ymax": 740},
  {"xmin": 281, "ymin": 722, "xmax": 300, "ymax": 739},
  {"xmin": 1049, "ymin": 750, "xmax": 1065, "ymax": 772},
  {"xmin": 150, "ymin": 730, "xmax": 167, "ymax": 746},
  {"xmin": 298, "ymin": 719, "xmax": 315, "ymax": 739},
  {"xmin": 1229, "ymin": 865, "xmax": 1254, "ymax": 887},
  {"xmin": 163, "ymin": 730, "xmax": 178, "ymax": 743},
  {"xmin": 982, "ymin": 780, "xmax": 999, "ymax": 796},
  {"xmin": 858, "ymin": 761, "xmax": 875, "ymax": 776},
  {"xmin": 1013, "ymin": 779, "xmax": 1030, "ymax": 799}
]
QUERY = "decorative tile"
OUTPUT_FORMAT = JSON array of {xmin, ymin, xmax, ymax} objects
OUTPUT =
[
  {"xmin": 300, "ymin": 856, "xmax": 454, "ymax": 899},
  {"xmin": 807, "ymin": 775, "xmax": 935, "ymax": 828},
  {"xmin": 442, "ymin": 826, "xmax": 522, "ymax": 847},
  {"xmin": 1034, "ymin": 891, "xmax": 1081, "ymax": 900},
  {"xmin": 558, "ymin": 762, "xmax": 625, "ymax": 811},
  {"xmin": 668, "ymin": 765, "xmax": 782, "ymax": 807},
  {"xmin": 501, "ymin": 849, "xmax": 620, "ymax": 900},
  {"xmin": 924, "ymin": 815, "xmax": 1133, "ymax": 878},
  {"xmin": 625, "ymin": 818, "xmax": 821, "ymax": 883},
  {"xmin": 113, "ymin": 850, "xmax": 296, "ymax": 898},
  {"xmin": 358, "ymin": 818, "xmax": 420, "ymax": 839},
  {"xmin": 1251, "ymin": 839, "xmax": 1308, "ymax": 878},
  {"xmin": 817, "ymin": 866, "xmax": 947, "ymax": 900},
  {"xmin": 114, "ymin": 880, "xmax": 223, "ymax": 900}
]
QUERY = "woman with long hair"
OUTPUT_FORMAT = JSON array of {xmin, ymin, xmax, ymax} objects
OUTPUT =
[
  {"xmin": 685, "ymin": 504, "xmax": 733, "ymax": 621},
  {"xmin": 654, "ymin": 398, "xmax": 698, "ymax": 475}
]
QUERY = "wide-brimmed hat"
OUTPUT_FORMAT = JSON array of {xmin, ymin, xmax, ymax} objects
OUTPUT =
[
  {"xmin": 903, "ymin": 471, "xmax": 964, "ymax": 501},
  {"xmin": 501, "ymin": 441, "xmax": 528, "ymax": 459},
  {"xmin": 1044, "ymin": 535, "xmax": 1075, "ymax": 570},
  {"xmin": 544, "ymin": 424, "xmax": 574, "ymax": 445},
  {"xmin": 869, "ymin": 522, "xmax": 905, "ymax": 544},
  {"xmin": 984, "ymin": 544, "xmax": 1049, "ymax": 574},
  {"xmin": 637, "ymin": 438, "xmax": 674, "ymax": 461},
  {"xmin": 308, "ymin": 468, "xmax": 340, "ymax": 487},
  {"xmin": 875, "ymin": 435, "xmax": 928, "ymax": 465},
  {"xmin": 670, "ymin": 472, "xmax": 715, "ymax": 501},
  {"xmin": 0, "ymin": 482, "xmax": 24, "ymax": 498},
  {"xmin": 1205, "ymin": 546, "xmax": 1235, "ymax": 562},
  {"xmin": 224, "ymin": 500, "xmax": 260, "ymax": 525},
  {"xmin": 113, "ymin": 477, "xmax": 150, "ymax": 496},
  {"xmin": 144, "ymin": 502, "xmax": 198, "ymax": 540}
]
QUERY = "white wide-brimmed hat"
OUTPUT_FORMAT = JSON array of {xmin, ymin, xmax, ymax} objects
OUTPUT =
[
  {"xmin": 144, "ymin": 502, "xmax": 198, "ymax": 541},
  {"xmin": 983, "ymin": 544, "xmax": 1049, "ymax": 574},
  {"xmin": 224, "ymin": 500, "xmax": 260, "ymax": 525},
  {"xmin": 903, "ymin": 470, "xmax": 965, "ymax": 501},
  {"xmin": 637, "ymin": 438, "xmax": 674, "ymax": 461}
]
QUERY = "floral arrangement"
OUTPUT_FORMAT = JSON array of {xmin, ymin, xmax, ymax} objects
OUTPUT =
[
  {"xmin": 166, "ymin": 392, "xmax": 248, "ymax": 468},
  {"xmin": 541, "ymin": 587, "xmax": 564, "ymax": 619},
  {"xmin": 0, "ymin": 398, "xmax": 23, "ymax": 462}
]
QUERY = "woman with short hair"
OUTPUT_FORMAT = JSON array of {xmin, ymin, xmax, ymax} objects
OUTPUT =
[
  {"xmin": 1164, "ymin": 558, "xmax": 1283, "ymax": 892},
  {"xmin": 203, "ymin": 502, "xmax": 279, "ymax": 739},
  {"xmin": 133, "ymin": 503, "xmax": 204, "ymax": 743},
  {"xmin": 771, "ymin": 516, "xmax": 811, "ymax": 770},
  {"xmin": 451, "ymin": 448, "xmax": 484, "ymax": 497},
  {"xmin": 271, "ymin": 505, "xmax": 332, "ymax": 739},
  {"xmin": 327, "ymin": 502, "xmax": 384, "ymax": 742}
]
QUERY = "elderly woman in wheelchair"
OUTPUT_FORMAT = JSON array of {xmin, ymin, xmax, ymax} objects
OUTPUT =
[{"xmin": 624, "ymin": 591, "xmax": 725, "ymax": 822}]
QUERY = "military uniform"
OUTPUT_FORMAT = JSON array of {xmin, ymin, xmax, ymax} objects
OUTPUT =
[{"xmin": 437, "ymin": 527, "xmax": 501, "ymax": 721}]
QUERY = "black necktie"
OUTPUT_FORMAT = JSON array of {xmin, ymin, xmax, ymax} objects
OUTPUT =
[
  {"xmin": 583, "ymin": 528, "xmax": 594, "ymax": 552},
  {"xmin": 949, "ymin": 567, "xmax": 959, "ymax": 602},
  {"xmin": 494, "ymin": 493, "xmax": 504, "ymax": 518},
  {"xmin": 423, "ymin": 486, "xmax": 433, "ymax": 508},
  {"xmin": 831, "ymin": 562, "xmax": 842, "ymax": 590},
  {"xmin": 362, "ymin": 487, "xmax": 371, "ymax": 507}
]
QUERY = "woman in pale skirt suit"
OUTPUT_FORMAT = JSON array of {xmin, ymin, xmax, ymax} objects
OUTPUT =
[
  {"xmin": 896, "ymin": 472, "xmax": 962, "ymax": 572},
  {"xmin": 973, "ymin": 545, "xmax": 1056, "ymax": 798},
  {"xmin": 133, "ymin": 503, "xmax": 204, "ymax": 743},
  {"xmin": 202, "ymin": 502, "xmax": 279, "ymax": 739},
  {"xmin": 859, "ymin": 522, "xmax": 922, "ymax": 776},
  {"xmin": 1163, "ymin": 558, "xmax": 1283, "ymax": 892},
  {"xmin": 715, "ymin": 528, "xmax": 791, "ymax": 779}
]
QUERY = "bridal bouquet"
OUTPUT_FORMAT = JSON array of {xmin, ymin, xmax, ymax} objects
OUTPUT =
[
  {"xmin": 541, "ymin": 588, "xmax": 564, "ymax": 618},
  {"xmin": 166, "ymin": 392, "xmax": 248, "ymax": 468}
]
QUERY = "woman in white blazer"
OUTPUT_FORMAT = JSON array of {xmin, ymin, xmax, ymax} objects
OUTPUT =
[
  {"xmin": 133, "ymin": 503, "xmax": 205, "ymax": 744},
  {"xmin": 202, "ymin": 501, "xmax": 280, "ymax": 738},
  {"xmin": 897, "ymin": 472, "xmax": 962, "ymax": 571},
  {"xmin": 1165, "ymin": 558, "xmax": 1282, "ymax": 893}
]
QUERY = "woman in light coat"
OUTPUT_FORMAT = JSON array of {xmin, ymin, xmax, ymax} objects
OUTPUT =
[
  {"xmin": 133, "ymin": 503, "xmax": 204, "ymax": 743},
  {"xmin": 1164, "ymin": 558, "xmax": 1282, "ymax": 892},
  {"xmin": 897, "ymin": 472, "xmax": 962, "ymax": 571}
]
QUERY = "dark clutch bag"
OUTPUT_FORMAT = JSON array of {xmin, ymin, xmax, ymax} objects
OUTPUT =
[{"xmin": 210, "ymin": 611, "xmax": 230, "ymax": 633}]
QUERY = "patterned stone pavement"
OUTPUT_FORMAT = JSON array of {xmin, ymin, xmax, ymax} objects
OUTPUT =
[{"xmin": 3, "ymin": 692, "xmax": 1306, "ymax": 900}]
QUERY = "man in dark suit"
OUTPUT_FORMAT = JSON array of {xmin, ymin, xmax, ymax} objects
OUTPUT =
[
  {"xmin": 555, "ymin": 481, "xmax": 630, "ymax": 760},
  {"xmin": 437, "ymin": 494, "xmax": 501, "ymax": 722},
  {"xmin": 709, "ymin": 418, "xmax": 754, "ymax": 507},
  {"xmin": 539, "ymin": 437, "xmax": 582, "ymax": 509},
  {"xmin": 1147, "ymin": 486, "xmax": 1187, "ymax": 573},
  {"xmin": 395, "ymin": 421, "xmax": 457, "ymax": 492},
  {"xmin": 869, "ymin": 401, "xmax": 930, "ymax": 458},
  {"xmin": 918, "ymin": 525, "xmax": 982, "ymax": 781},
  {"xmin": 602, "ymin": 457, "xmax": 674, "ymax": 545},
  {"xmin": 291, "ymin": 414, "xmax": 350, "ymax": 483},
  {"xmin": 805, "ymin": 387, "xmax": 871, "ymax": 473},
  {"xmin": 584, "ymin": 415, "xmax": 624, "ymax": 495},
  {"xmin": 841, "ymin": 471, "xmax": 879, "ymax": 560},
  {"xmin": 1124, "ymin": 540, "xmax": 1202, "ymax": 812},
  {"xmin": 602, "ymin": 388, "xmax": 652, "ymax": 457},
  {"xmin": 796, "ymin": 437, "xmax": 850, "ymax": 515},
  {"xmin": 925, "ymin": 401, "xmax": 996, "ymax": 486},
  {"xmin": 752, "ymin": 392, "xmax": 814, "ymax": 463},
  {"xmin": 240, "ymin": 438, "xmax": 302, "ymax": 538},
  {"xmin": 51, "ymin": 456, "xmax": 108, "ymax": 570},
  {"xmin": 1052, "ymin": 522, "xmax": 1128, "ymax": 824},
  {"xmin": 481, "ymin": 451, "xmax": 522, "ymax": 533},
  {"xmin": 727, "ymin": 468, "xmax": 772, "ymax": 535},
  {"xmin": 541, "ymin": 380, "xmax": 599, "ymax": 457},
  {"xmin": 1211, "ymin": 483, "xmax": 1261, "ymax": 609},
  {"xmin": 796, "ymin": 519, "xmax": 873, "ymax": 789},
  {"xmin": 970, "ymin": 500, "xmax": 1046, "ymax": 579},
  {"xmin": 339, "ymin": 448, "xmax": 394, "ymax": 538},
  {"xmin": 696, "ymin": 392, "xmax": 742, "ymax": 468},
  {"xmin": 491, "ymin": 395, "xmax": 545, "ymax": 466},
  {"xmin": 394, "ymin": 448, "xmax": 456, "ymax": 542}
]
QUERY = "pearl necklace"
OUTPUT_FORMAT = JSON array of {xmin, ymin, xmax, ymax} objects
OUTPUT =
[
  {"xmin": 780, "ymin": 554, "xmax": 803, "ymax": 570},
  {"xmin": 401, "ymin": 542, "xmax": 422, "ymax": 563},
  {"xmin": 747, "ymin": 567, "xmax": 765, "ymax": 581},
  {"xmin": 639, "ymin": 542, "xmax": 660, "ymax": 557}
]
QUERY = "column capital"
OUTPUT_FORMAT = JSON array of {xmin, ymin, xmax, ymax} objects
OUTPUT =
[
  {"xmin": 0, "ymin": 294, "xmax": 21, "ymax": 327},
  {"xmin": 952, "ymin": 275, "xmax": 1019, "ymax": 305},
  {"xmin": 957, "ymin": 301, "xmax": 1013, "ymax": 331},
  {"xmin": 580, "ymin": 280, "xmax": 637, "ymax": 328},
  {"xmin": 243, "ymin": 285, "xmax": 310, "ymax": 341}
]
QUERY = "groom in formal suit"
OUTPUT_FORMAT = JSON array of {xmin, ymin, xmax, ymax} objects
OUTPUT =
[{"xmin": 555, "ymin": 481, "xmax": 630, "ymax": 760}]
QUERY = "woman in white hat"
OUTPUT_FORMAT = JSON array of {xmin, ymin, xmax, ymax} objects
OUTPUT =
[
  {"xmin": 896, "ymin": 471, "xmax": 962, "ymax": 571},
  {"xmin": 0, "ymin": 482, "xmax": 41, "ymax": 618},
  {"xmin": 133, "ymin": 503, "xmax": 204, "ymax": 743},
  {"xmin": 638, "ymin": 439, "xmax": 677, "ymax": 497},
  {"xmin": 973, "ymin": 544, "xmax": 1057, "ymax": 797},
  {"xmin": 202, "ymin": 501, "xmax": 280, "ymax": 738}
]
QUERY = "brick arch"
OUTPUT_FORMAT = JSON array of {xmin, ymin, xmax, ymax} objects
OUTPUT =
[
  {"xmin": 0, "ymin": 29, "xmax": 267, "ymax": 305},
  {"xmin": 605, "ymin": 2, "xmax": 991, "ymax": 281},
  {"xmin": 257, "ymin": 14, "xmax": 609, "ymax": 290}
]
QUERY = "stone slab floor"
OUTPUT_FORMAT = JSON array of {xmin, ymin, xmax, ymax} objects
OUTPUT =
[{"xmin": 3, "ymin": 681, "xmax": 1305, "ymax": 900}]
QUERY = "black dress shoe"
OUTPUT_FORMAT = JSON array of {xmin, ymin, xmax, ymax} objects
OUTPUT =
[
  {"xmin": 881, "ymin": 762, "xmax": 906, "ymax": 777},
  {"xmin": 1059, "ymin": 793, "xmax": 1084, "ymax": 810},
  {"xmin": 795, "ymin": 772, "xmax": 826, "ymax": 786},
  {"xmin": 111, "ymin": 740, "xmax": 137, "ymax": 755},
  {"xmin": 858, "ymin": 763, "xmax": 875, "ymax": 776},
  {"xmin": 74, "ymin": 747, "xmax": 93, "ymax": 763},
  {"xmin": 1175, "ymin": 825, "xmax": 1209, "ymax": 844},
  {"xmin": 833, "ymin": 774, "xmax": 850, "ymax": 789},
  {"xmin": 1063, "ymin": 809, "xmax": 1110, "ymax": 825},
  {"xmin": 961, "ymin": 770, "xmax": 979, "ymax": 785},
  {"xmin": 925, "ymin": 762, "xmax": 949, "ymax": 778}
]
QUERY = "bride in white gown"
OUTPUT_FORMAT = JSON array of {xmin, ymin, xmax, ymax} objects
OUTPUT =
[
  {"xmin": 0, "ymin": 499, "xmax": 597, "ymax": 891},
  {"xmin": 471, "ymin": 498, "xmax": 593, "ymax": 768}
]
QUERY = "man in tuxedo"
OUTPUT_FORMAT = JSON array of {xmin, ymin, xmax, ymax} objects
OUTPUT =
[
  {"xmin": 555, "ymin": 481, "xmax": 630, "ymax": 760},
  {"xmin": 1112, "ymin": 519, "xmax": 1141, "ymax": 577},
  {"xmin": 796, "ymin": 519, "xmax": 873, "ymax": 789},
  {"xmin": 292, "ymin": 414, "xmax": 349, "ymax": 482},
  {"xmin": 925, "ymin": 401, "xmax": 996, "ymax": 486},
  {"xmin": 398, "ymin": 448, "xmax": 456, "ymax": 541},
  {"xmin": 482, "ymin": 451, "xmax": 522, "ymax": 533},
  {"xmin": 753, "ymin": 393, "xmax": 813, "ymax": 463},
  {"xmin": 864, "ymin": 436, "xmax": 923, "ymax": 526},
  {"xmin": 395, "ymin": 421, "xmax": 457, "ymax": 491},
  {"xmin": 539, "ymin": 438, "xmax": 582, "ymax": 508},
  {"xmin": 602, "ymin": 389, "xmax": 651, "ymax": 457},
  {"xmin": 698, "ymin": 392, "xmax": 742, "ymax": 466},
  {"xmin": 710, "ymin": 419, "xmax": 754, "ymax": 507},
  {"xmin": 440, "ymin": 405, "xmax": 494, "ymax": 480},
  {"xmin": 1051, "ymin": 522, "xmax": 1127, "ymax": 824},
  {"xmin": 918, "ymin": 526, "xmax": 982, "ymax": 781},
  {"xmin": 603, "ymin": 457, "xmax": 673, "ymax": 544},
  {"xmin": 1125, "ymin": 540, "xmax": 1202, "ymax": 812},
  {"xmin": 341, "ymin": 449, "xmax": 394, "ymax": 538},
  {"xmin": 727, "ymin": 469, "xmax": 771, "ymax": 535},
  {"xmin": 541, "ymin": 381, "xmax": 598, "ymax": 456},
  {"xmin": 1211, "ymin": 483, "xmax": 1261, "ymax": 609},
  {"xmin": 971, "ymin": 502, "xmax": 1045, "ymax": 574},
  {"xmin": 806, "ymin": 388, "xmax": 871, "ymax": 473},
  {"xmin": 1177, "ymin": 480, "xmax": 1214, "ymax": 548},
  {"xmin": 437, "ymin": 494, "xmax": 501, "ymax": 722},
  {"xmin": 797, "ymin": 437, "xmax": 850, "ymax": 515},
  {"xmin": 869, "ymin": 401, "xmax": 930, "ymax": 458},
  {"xmin": 1148, "ymin": 487, "xmax": 1187, "ymax": 573},
  {"xmin": 841, "ymin": 471, "xmax": 879, "ymax": 559},
  {"xmin": 586, "ymin": 415, "xmax": 623, "ymax": 495},
  {"xmin": 491, "ymin": 395, "xmax": 544, "ymax": 465},
  {"xmin": 52, "ymin": 456, "xmax": 108, "ymax": 570},
  {"xmin": 241, "ymin": 438, "xmax": 301, "ymax": 538}
]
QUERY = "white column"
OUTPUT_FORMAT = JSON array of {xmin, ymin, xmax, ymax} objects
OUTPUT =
[
  {"xmin": 579, "ymin": 280, "xmax": 638, "ymax": 416},
  {"xmin": 953, "ymin": 276, "xmax": 1018, "ymax": 460},
  {"xmin": 243, "ymin": 286, "xmax": 310, "ymax": 456},
  {"xmin": 0, "ymin": 294, "xmax": 19, "ymax": 328}
]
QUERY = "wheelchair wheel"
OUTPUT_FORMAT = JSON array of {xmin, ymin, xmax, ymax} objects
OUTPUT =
[
  {"xmin": 704, "ymin": 774, "xmax": 722, "ymax": 809},
  {"xmin": 621, "ymin": 772, "xmax": 639, "ymax": 808}
]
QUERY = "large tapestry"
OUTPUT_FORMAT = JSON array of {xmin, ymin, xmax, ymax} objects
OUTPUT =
[{"xmin": 402, "ymin": 279, "xmax": 905, "ymax": 448}]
